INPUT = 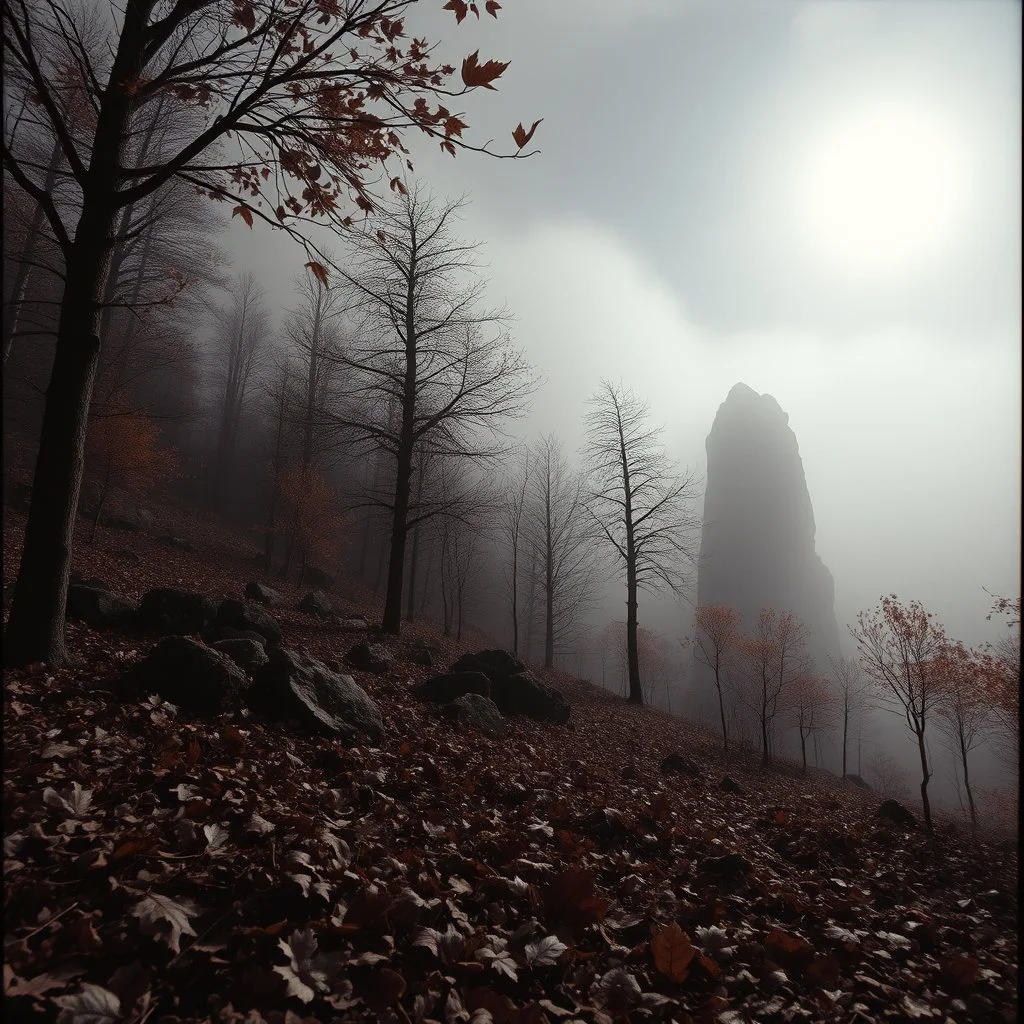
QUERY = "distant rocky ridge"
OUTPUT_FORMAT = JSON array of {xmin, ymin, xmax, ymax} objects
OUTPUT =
[{"xmin": 695, "ymin": 382, "xmax": 841, "ymax": 673}]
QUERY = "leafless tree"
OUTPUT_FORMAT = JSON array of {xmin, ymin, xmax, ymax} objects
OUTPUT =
[
  {"xmin": 787, "ymin": 673, "xmax": 834, "ymax": 775},
  {"xmin": 209, "ymin": 273, "xmax": 269, "ymax": 509},
  {"xmin": 694, "ymin": 605, "xmax": 742, "ymax": 751},
  {"xmin": 495, "ymin": 448, "xmax": 531, "ymax": 656},
  {"xmin": 583, "ymin": 380, "xmax": 700, "ymax": 704},
  {"xmin": 327, "ymin": 188, "xmax": 536, "ymax": 635},
  {"xmin": 827, "ymin": 655, "xmax": 872, "ymax": 779},
  {"xmin": 527, "ymin": 434, "xmax": 597, "ymax": 669}
]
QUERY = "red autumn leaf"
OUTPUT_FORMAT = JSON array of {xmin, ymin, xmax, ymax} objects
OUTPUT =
[
  {"xmin": 444, "ymin": 115, "xmax": 469, "ymax": 138},
  {"xmin": 232, "ymin": 205, "xmax": 253, "ymax": 228},
  {"xmin": 305, "ymin": 261, "xmax": 329, "ymax": 286},
  {"xmin": 444, "ymin": 0, "xmax": 468, "ymax": 23},
  {"xmin": 461, "ymin": 50, "xmax": 509, "ymax": 90},
  {"xmin": 651, "ymin": 922, "xmax": 695, "ymax": 983},
  {"xmin": 486, "ymin": 0, "xmax": 502, "ymax": 16},
  {"xmin": 512, "ymin": 117, "xmax": 543, "ymax": 149},
  {"xmin": 543, "ymin": 867, "xmax": 607, "ymax": 930},
  {"xmin": 766, "ymin": 927, "xmax": 815, "ymax": 973},
  {"xmin": 233, "ymin": 2, "xmax": 256, "ymax": 33},
  {"xmin": 772, "ymin": 809, "xmax": 790, "ymax": 826}
]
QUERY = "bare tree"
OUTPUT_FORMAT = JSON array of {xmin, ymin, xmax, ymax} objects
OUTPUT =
[
  {"xmin": 2, "ymin": 0, "xmax": 531, "ymax": 667},
  {"xmin": 495, "ymin": 448, "xmax": 531, "ymax": 656},
  {"xmin": 694, "ymin": 605, "xmax": 742, "ymax": 750},
  {"xmin": 850, "ymin": 596, "xmax": 947, "ymax": 832},
  {"xmin": 209, "ymin": 273, "xmax": 268, "ymax": 509},
  {"xmin": 787, "ymin": 673, "xmax": 834, "ymax": 775},
  {"xmin": 328, "ymin": 188, "xmax": 536, "ymax": 635},
  {"xmin": 527, "ymin": 434, "xmax": 597, "ymax": 669},
  {"xmin": 827, "ymin": 655, "xmax": 872, "ymax": 779},
  {"xmin": 583, "ymin": 380, "xmax": 700, "ymax": 704}
]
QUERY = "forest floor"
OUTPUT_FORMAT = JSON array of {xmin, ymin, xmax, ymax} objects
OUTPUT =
[{"xmin": 2, "ymin": 505, "xmax": 1019, "ymax": 1024}]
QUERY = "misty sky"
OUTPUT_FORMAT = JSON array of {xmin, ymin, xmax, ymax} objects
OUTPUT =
[{"xmin": 228, "ymin": 0, "xmax": 1022, "ymax": 651}]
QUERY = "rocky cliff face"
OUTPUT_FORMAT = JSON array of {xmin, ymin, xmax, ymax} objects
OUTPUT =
[{"xmin": 695, "ymin": 382, "xmax": 841, "ymax": 672}]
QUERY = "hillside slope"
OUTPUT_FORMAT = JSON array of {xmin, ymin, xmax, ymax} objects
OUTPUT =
[{"xmin": 3, "ymin": 508, "xmax": 1018, "ymax": 1024}]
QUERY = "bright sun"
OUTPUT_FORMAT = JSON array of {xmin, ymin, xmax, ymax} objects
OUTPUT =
[{"xmin": 797, "ymin": 101, "xmax": 967, "ymax": 281}]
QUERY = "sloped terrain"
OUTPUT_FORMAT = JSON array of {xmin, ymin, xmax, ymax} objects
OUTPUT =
[{"xmin": 2, "ymin": 508, "xmax": 1018, "ymax": 1024}]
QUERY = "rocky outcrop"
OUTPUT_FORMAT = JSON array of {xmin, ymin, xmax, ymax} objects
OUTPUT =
[
  {"xmin": 66, "ymin": 585, "xmax": 136, "ymax": 629},
  {"xmin": 130, "ymin": 637, "xmax": 249, "ymax": 713},
  {"xmin": 137, "ymin": 588, "xmax": 217, "ymax": 636},
  {"xmin": 490, "ymin": 672, "xmax": 570, "ymax": 724},
  {"xmin": 298, "ymin": 590, "xmax": 333, "ymax": 617},
  {"xmin": 443, "ymin": 694, "xmax": 507, "ymax": 737},
  {"xmin": 249, "ymin": 647, "xmax": 383, "ymax": 744},
  {"xmin": 450, "ymin": 649, "xmax": 526, "ymax": 681},
  {"xmin": 412, "ymin": 672, "xmax": 492, "ymax": 704},
  {"xmin": 245, "ymin": 582, "xmax": 284, "ymax": 607},
  {"xmin": 215, "ymin": 599, "xmax": 282, "ymax": 645},
  {"xmin": 695, "ymin": 383, "xmax": 841, "ymax": 675},
  {"xmin": 212, "ymin": 638, "xmax": 270, "ymax": 674},
  {"xmin": 347, "ymin": 642, "xmax": 393, "ymax": 675}
]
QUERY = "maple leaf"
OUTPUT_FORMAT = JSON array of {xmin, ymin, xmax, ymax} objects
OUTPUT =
[
  {"xmin": 512, "ymin": 118, "xmax": 543, "ymax": 149},
  {"xmin": 651, "ymin": 922, "xmax": 695, "ymax": 982},
  {"xmin": 54, "ymin": 983, "xmax": 121, "ymax": 1024},
  {"xmin": 461, "ymin": 50, "xmax": 509, "ymax": 90},
  {"xmin": 128, "ymin": 890, "xmax": 200, "ymax": 953},
  {"xmin": 43, "ymin": 782, "xmax": 93, "ymax": 818},
  {"xmin": 476, "ymin": 937, "xmax": 519, "ymax": 980},
  {"xmin": 203, "ymin": 823, "xmax": 229, "ymax": 853},
  {"xmin": 486, "ymin": 0, "xmax": 502, "ymax": 16},
  {"xmin": 444, "ymin": 115, "xmax": 469, "ymax": 139},
  {"xmin": 275, "ymin": 929, "xmax": 344, "ymax": 1003},
  {"xmin": 246, "ymin": 812, "xmax": 275, "ymax": 834},
  {"xmin": 594, "ymin": 968, "xmax": 642, "ymax": 1015},
  {"xmin": 232, "ymin": 205, "xmax": 254, "ymax": 228},
  {"xmin": 444, "ymin": 0, "xmax": 468, "ymax": 23},
  {"xmin": 305, "ymin": 261, "xmax": 329, "ymax": 287},
  {"xmin": 525, "ymin": 934, "xmax": 567, "ymax": 966}
]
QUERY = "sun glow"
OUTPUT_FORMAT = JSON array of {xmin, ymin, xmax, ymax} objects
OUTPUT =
[{"xmin": 797, "ymin": 100, "xmax": 968, "ymax": 281}]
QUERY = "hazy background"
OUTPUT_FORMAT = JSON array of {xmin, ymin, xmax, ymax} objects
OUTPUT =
[{"xmin": 228, "ymin": 0, "xmax": 1020, "ymax": 657}]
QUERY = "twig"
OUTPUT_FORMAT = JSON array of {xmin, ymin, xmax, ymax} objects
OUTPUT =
[{"xmin": 20, "ymin": 901, "xmax": 80, "ymax": 941}]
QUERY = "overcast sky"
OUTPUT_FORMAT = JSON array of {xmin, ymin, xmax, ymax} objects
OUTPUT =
[{"xmin": 231, "ymin": 0, "xmax": 1021, "ymax": 651}]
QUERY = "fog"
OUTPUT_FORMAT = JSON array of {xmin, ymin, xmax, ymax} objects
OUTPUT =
[{"xmin": 4, "ymin": 0, "xmax": 1019, "ymax": 817}]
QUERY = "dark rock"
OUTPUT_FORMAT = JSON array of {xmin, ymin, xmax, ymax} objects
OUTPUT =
[
  {"xmin": 442, "ymin": 693, "xmax": 507, "ymax": 737},
  {"xmin": 249, "ymin": 647, "xmax": 383, "ymax": 744},
  {"xmin": 490, "ymin": 671, "xmax": 570, "ymax": 724},
  {"xmin": 409, "ymin": 646, "xmax": 435, "ymax": 668},
  {"xmin": 137, "ymin": 588, "xmax": 217, "ymax": 636},
  {"xmin": 693, "ymin": 383, "xmax": 842, "ymax": 686},
  {"xmin": 304, "ymin": 566, "xmax": 335, "ymax": 590},
  {"xmin": 158, "ymin": 534, "xmax": 193, "ymax": 551},
  {"xmin": 203, "ymin": 625, "xmax": 267, "ymax": 646},
  {"xmin": 719, "ymin": 777, "xmax": 743, "ymax": 794},
  {"xmin": 336, "ymin": 615, "xmax": 368, "ymax": 631},
  {"xmin": 450, "ymin": 649, "xmax": 526, "ymax": 682},
  {"xmin": 244, "ymin": 581, "xmax": 284, "ymax": 607},
  {"xmin": 130, "ymin": 636, "xmax": 249, "ymax": 713},
  {"xmin": 215, "ymin": 599, "xmax": 282, "ymax": 645},
  {"xmin": 877, "ymin": 799, "xmax": 918, "ymax": 827},
  {"xmin": 700, "ymin": 853, "xmax": 753, "ymax": 877},
  {"xmin": 660, "ymin": 753, "xmax": 700, "ymax": 777},
  {"xmin": 298, "ymin": 590, "xmax": 333, "ymax": 617},
  {"xmin": 66, "ymin": 585, "xmax": 136, "ymax": 629},
  {"xmin": 212, "ymin": 638, "xmax": 269, "ymax": 673},
  {"xmin": 347, "ymin": 641, "xmax": 393, "ymax": 674},
  {"xmin": 844, "ymin": 774, "xmax": 872, "ymax": 790},
  {"xmin": 412, "ymin": 671, "xmax": 491, "ymax": 704}
]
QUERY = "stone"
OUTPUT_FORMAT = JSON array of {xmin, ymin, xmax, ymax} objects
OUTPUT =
[
  {"xmin": 411, "ymin": 671, "xmax": 491, "ymax": 704},
  {"xmin": 66, "ymin": 585, "xmax": 136, "ymax": 629},
  {"xmin": 693, "ymin": 383, "xmax": 841, "ymax": 693},
  {"xmin": 137, "ymin": 588, "xmax": 217, "ymax": 636},
  {"xmin": 158, "ymin": 534, "xmax": 193, "ymax": 551},
  {"xmin": 249, "ymin": 647, "xmax": 383, "ymax": 744},
  {"xmin": 450, "ymin": 649, "xmax": 526, "ymax": 682},
  {"xmin": 442, "ymin": 693, "xmax": 507, "ymax": 737},
  {"xmin": 215, "ymin": 599, "xmax": 282, "ymax": 645},
  {"xmin": 876, "ymin": 799, "xmax": 917, "ymax": 827},
  {"xmin": 409, "ymin": 646, "xmax": 435, "ymax": 668},
  {"xmin": 212, "ymin": 638, "xmax": 270, "ymax": 673},
  {"xmin": 244, "ymin": 581, "xmax": 284, "ymax": 606},
  {"xmin": 298, "ymin": 590, "xmax": 333, "ymax": 617},
  {"xmin": 130, "ymin": 637, "xmax": 249, "ymax": 713},
  {"xmin": 336, "ymin": 615, "xmax": 368, "ymax": 631},
  {"xmin": 660, "ymin": 753, "xmax": 700, "ymax": 777},
  {"xmin": 719, "ymin": 777, "xmax": 743, "ymax": 794},
  {"xmin": 347, "ymin": 641, "xmax": 393, "ymax": 674},
  {"xmin": 202, "ymin": 625, "xmax": 267, "ymax": 646},
  {"xmin": 490, "ymin": 671, "xmax": 571, "ymax": 724}
]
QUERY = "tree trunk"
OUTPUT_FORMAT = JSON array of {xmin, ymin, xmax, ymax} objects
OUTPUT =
[
  {"xmin": 89, "ymin": 463, "xmax": 113, "ymax": 544},
  {"xmin": 715, "ymin": 662, "xmax": 729, "ymax": 751},
  {"xmin": 406, "ymin": 524, "xmax": 419, "ymax": 623},
  {"xmin": 842, "ymin": 701, "xmax": 849, "ymax": 777},
  {"xmin": 510, "ymin": 535, "xmax": 519, "ymax": 657},
  {"xmin": 800, "ymin": 729, "xmax": 808, "ymax": 774},
  {"xmin": 625, "ymin": 564, "xmax": 641, "ymax": 704},
  {"xmin": 916, "ymin": 730, "xmax": 933, "ymax": 833},
  {"xmin": 959, "ymin": 731, "xmax": 978, "ymax": 830},
  {"xmin": 381, "ymin": 443, "xmax": 413, "ymax": 634}
]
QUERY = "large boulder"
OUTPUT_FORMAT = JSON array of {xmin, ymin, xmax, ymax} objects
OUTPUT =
[
  {"xmin": 66, "ymin": 585, "xmax": 136, "ymax": 629},
  {"xmin": 129, "ymin": 637, "xmax": 249, "ymax": 713},
  {"xmin": 877, "ymin": 799, "xmax": 917, "ymax": 828},
  {"xmin": 336, "ymin": 614, "xmax": 368, "ymax": 632},
  {"xmin": 411, "ymin": 671, "xmax": 491, "ymax": 704},
  {"xmin": 490, "ymin": 671, "xmax": 570, "ymax": 724},
  {"xmin": 443, "ymin": 694, "xmax": 506, "ymax": 737},
  {"xmin": 298, "ymin": 590, "xmax": 333, "ymax": 617},
  {"xmin": 660, "ymin": 753, "xmax": 700, "ymax": 777},
  {"xmin": 215, "ymin": 599, "xmax": 282, "ymax": 645},
  {"xmin": 245, "ymin": 581, "xmax": 284, "ymax": 607},
  {"xmin": 137, "ymin": 588, "xmax": 217, "ymax": 636},
  {"xmin": 347, "ymin": 641, "xmax": 393, "ymax": 675},
  {"xmin": 212, "ymin": 638, "xmax": 269, "ymax": 674},
  {"xmin": 249, "ymin": 647, "xmax": 383, "ymax": 744},
  {"xmin": 450, "ymin": 649, "xmax": 526, "ymax": 682}
]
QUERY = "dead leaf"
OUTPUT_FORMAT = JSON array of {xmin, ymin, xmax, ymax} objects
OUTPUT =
[
  {"xmin": 651, "ymin": 922, "xmax": 695, "ymax": 983},
  {"xmin": 54, "ymin": 983, "xmax": 121, "ymax": 1024},
  {"xmin": 128, "ymin": 889, "xmax": 200, "ymax": 953}
]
